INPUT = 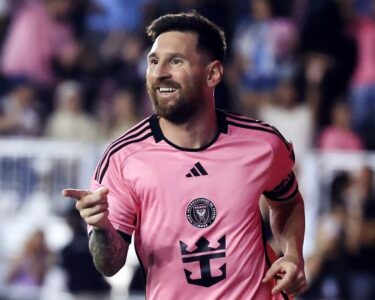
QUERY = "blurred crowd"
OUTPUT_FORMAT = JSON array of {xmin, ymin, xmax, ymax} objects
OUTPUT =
[
  {"xmin": 0, "ymin": 0, "xmax": 374, "ymax": 154},
  {"xmin": 0, "ymin": 0, "xmax": 375, "ymax": 299},
  {"xmin": 304, "ymin": 166, "xmax": 375, "ymax": 299}
]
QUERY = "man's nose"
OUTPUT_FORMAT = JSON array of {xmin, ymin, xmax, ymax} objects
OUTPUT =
[{"xmin": 153, "ymin": 62, "xmax": 171, "ymax": 79}]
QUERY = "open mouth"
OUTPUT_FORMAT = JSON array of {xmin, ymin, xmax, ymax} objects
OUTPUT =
[{"xmin": 157, "ymin": 86, "xmax": 179, "ymax": 97}]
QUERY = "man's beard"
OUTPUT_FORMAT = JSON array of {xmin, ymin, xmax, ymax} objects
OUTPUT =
[{"xmin": 147, "ymin": 79, "xmax": 204, "ymax": 124}]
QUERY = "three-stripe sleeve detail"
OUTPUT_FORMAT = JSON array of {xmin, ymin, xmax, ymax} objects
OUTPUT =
[
  {"xmin": 225, "ymin": 113, "xmax": 292, "ymax": 152},
  {"xmin": 95, "ymin": 119, "xmax": 152, "ymax": 183}
]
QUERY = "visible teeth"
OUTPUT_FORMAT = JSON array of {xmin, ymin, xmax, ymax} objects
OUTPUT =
[{"xmin": 159, "ymin": 87, "xmax": 177, "ymax": 93}]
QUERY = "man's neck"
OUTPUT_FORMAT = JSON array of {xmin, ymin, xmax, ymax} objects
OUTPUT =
[{"xmin": 159, "ymin": 108, "xmax": 218, "ymax": 149}]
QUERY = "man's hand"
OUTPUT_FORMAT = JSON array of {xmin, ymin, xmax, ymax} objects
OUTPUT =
[
  {"xmin": 262, "ymin": 255, "xmax": 308, "ymax": 298},
  {"xmin": 62, "ymin": 187, "xmax": 111, "ymax": 230},
  {"xmin": 62, "ymin": 187, "xmax": 128, "ymax": 276}
]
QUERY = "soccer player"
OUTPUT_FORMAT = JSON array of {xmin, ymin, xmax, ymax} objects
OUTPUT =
[{"xmin": 63, "ymin": 11, "xmax": 307, "ymax": 299}]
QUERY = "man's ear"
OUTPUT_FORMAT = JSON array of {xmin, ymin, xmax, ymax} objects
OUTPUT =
[{"xmin": 206, "ymin": 61, "xmax": 224, "ymax": 87}]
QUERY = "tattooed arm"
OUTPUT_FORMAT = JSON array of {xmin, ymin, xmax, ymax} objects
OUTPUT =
[
  {"xmin": 62, "ymin": 187, "xmax": 129, "ymax": 276},
  {"xmin": 89, "ymin": 227, "xmax": 128, "ymax": 276}
]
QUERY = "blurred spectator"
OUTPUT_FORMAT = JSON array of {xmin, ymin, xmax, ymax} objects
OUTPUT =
[
  {"xmin": 94, "ymin": 32, "xmax": 148, "ymax": 120},
  {"xmin": 60, "ymin": 208, "xmax": 111, "ymax": 300},
  {"xmin": 304, "ymin": 171, "xmax": 351, "ymax": 299},
  {"xmin": 0, "ymin": 78, "xmax": 40, "ymax": 204},
  {"xmin": 259, "ymin": 79, "xmax": 313, "ymax": 161},
  {"xmin": 45, "ymin": 80, "xmax": 98, "ymax": 141},
  {"xmin": 98, "ymin": 87, "xmax": 141, "ymax": 142},
  {"xmin": 0, "ymin": 0, "xmax": 10, "ymax": 48},
  {"xmin": 83, "ymin": 0, "xmax": 151, "ymax": 99},
  {"xmin": 87, "ymin": 0, "xmax": 150, "ymax": 36},
  {"xmin": 0, "ymin": 0, "xmax": 79, "ymax": 88},
  {"xmin": 352, "ymin": 0, "xmax": 375, "ymax": 17},
  {"xmin": 299, "ymin": 0, "xmax": 345, "ymax": 56},
  {"xmin": 297, "ymin": 0, "xmax": 357, "ymax": 130},
  {"xmin": 345, "ymin": 166, "xmax": 375, "ymax": 299},
  {"xmin": 4, "ymin": 229, "xmax": 53, "ymax": 300},
  {"xmin": 67, "ymin": 0, "xmax": 90, "ymax": 38},
  {"xmin": 0, "ymin": 78, "xmax": 41, "ymax": 136},
  {"xmin": 100, "ymin": 33, "xmax": 146, "ymax": 94},
  {"xmin": 232, "ymin": 0, "xmax": 297, "ymax": 117},
  {"xmin": 317, "ymin": 101, "xmax": 364, "ymax": 151},
  {"xmin": 349, "ymin": 6, "xmax": 375, "ymax": 149},
  {"xmin": 0, "ymin": 0, "xmax": 27, "ymax": 48},
  {"xmin": 305, "ymin": 166, "xmax": 375, "ymax": 299}
]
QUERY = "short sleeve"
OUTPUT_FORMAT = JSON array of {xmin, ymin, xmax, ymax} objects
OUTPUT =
[
  {"xmin": 263, "ymin": 135, "xmax": 298, "ymax": 201},
  {"xmin": 90, "ymin": 156, "xmax": 137, "ymax": 241}
]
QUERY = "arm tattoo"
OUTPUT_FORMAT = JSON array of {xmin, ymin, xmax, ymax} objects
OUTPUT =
[{"xmin": 89, "ymin": 228, "xmax": 128, "ymax": 276}]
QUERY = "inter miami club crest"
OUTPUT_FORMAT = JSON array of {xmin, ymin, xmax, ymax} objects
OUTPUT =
[{"xmin": 186, "ymin": 198, "xmax": 217, "ymax": 228}]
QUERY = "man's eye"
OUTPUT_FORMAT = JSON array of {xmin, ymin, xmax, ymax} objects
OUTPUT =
[
  {"xmin": 171, "ymin": 59, "xmax": 182, "ymax": 65},
  {"xmin": 149, "ymin": 59, "xmax": 158, "ymax": 65}
]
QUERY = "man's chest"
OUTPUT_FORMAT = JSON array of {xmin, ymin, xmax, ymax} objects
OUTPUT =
[{"xmin": 124, "ymin": 145, "xmax": 272, "ymax": 225}]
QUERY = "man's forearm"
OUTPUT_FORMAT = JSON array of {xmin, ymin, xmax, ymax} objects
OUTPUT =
[
  {"xmin": 89, "ymin": 227, "xmax": 128, "ymax": 276},
  {"xmin": 269, "ymin": 192, "xmax": 305, "ymax": 260}
]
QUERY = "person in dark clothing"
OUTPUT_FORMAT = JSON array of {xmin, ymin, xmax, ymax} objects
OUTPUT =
[
  {"xmin": 60, "ymin": 207, "xmax": 111, "ymax": 300},
  {"xmin": 345, "ymin": 166, "xmax": 375, "ymax": 300}
]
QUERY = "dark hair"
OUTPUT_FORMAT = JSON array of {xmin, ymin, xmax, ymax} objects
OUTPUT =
[{"xmin": 146, "ymin": 11, "xmax": 227, "ymax": 63}]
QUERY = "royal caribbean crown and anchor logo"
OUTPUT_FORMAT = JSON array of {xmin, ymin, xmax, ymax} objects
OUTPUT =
[
  {"xmin": 180, "ymin": 198, "xmax": 226, "ymax": 287},
  {"xmin": 179, "ymin": 235, "xmax": 226, "ymax": 287}
]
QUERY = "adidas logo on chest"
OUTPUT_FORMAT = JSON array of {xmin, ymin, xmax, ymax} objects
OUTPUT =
[{"xmin": 186, "ymin": 162, "xmax": 208, "ymax": 178}]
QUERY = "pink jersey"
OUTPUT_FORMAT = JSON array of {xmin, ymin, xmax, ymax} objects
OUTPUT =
[{"xmin": 91, "ymin": 110, "xmax": 297, "ymax": 300}]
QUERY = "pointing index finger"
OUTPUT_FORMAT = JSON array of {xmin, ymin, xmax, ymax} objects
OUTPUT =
[{"xmin": 62, "ymin": 189, "xmax": 91, "ymax": 200}]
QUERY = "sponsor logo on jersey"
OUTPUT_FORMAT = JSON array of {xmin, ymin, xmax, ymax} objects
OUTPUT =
[
  {"xmin": 186, "ymin": 198, "xmax": 216, "ymax": 228},
  {"xmin": 179, "ymin": 235, "xmax": 226, "ymax": 287},
  {"xmin": 186, "ymin": 162, "xmax": 208, "ymax": 177}
]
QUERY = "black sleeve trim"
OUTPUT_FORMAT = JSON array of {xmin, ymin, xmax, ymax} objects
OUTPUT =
[
  {"xmin": 263, "ymin": 172, "xmax": 296, "ymax": 200},
  {"xmin": 117, "ymin": 230, "xmax": 132, "ymax": 244},
  {"xmin": 88, "ymin": 230, "xmax": 132, "ymax": 244},
  {"xmin": 266, "ymin": 185, "xmax": 299, "ymax": 202}
]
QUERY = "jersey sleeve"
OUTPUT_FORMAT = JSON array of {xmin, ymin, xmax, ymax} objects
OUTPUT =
[
  {"xmin": 263, "ymin": 133, "xmax": 298, "ymax": 201},
  {"xmin": 90, "ymin": 156, "xmax": 137, "ymax": 242}
]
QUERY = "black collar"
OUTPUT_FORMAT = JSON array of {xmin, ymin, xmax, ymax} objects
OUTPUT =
[{"xmin": 149, "ymin": 109, "xmax": 228, "ymax": 152}]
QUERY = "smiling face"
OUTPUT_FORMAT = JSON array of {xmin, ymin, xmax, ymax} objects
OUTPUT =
[{"xmin": 146, "ymin": 31, "xmax": 209, "ymax": 124}]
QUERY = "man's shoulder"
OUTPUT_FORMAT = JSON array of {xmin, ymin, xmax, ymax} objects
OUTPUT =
[
  {"xmin": 106, "ymin": 115, "xmax": 155, "ymax": 152},
  {"xmin": 222, "ymin": 110, "xmax": 285, "ymax": 138},
  {"xmin": 220, "ymin": 110, "xmax": 293, "ymax": 155},
  {"xmin": 94, "ymin": 115, "xmax": 156, "ymax": 183}
]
